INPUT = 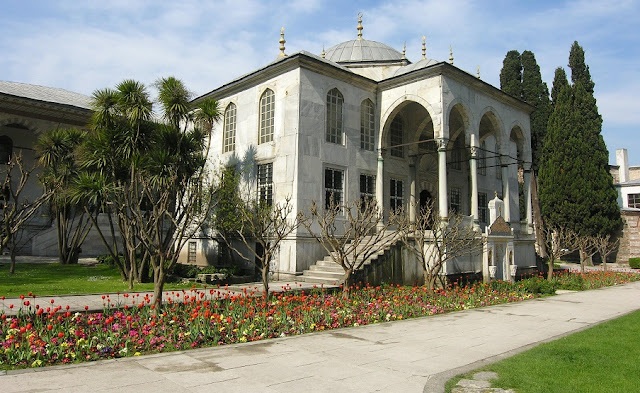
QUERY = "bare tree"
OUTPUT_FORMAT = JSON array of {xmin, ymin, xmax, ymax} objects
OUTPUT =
[
  {"xmin": 593, "ymin": 234, "xmax": 619, "ymax": 272},
  {"xmin": 543, "ymin": 225, "xmax": 578, "ymax": 280},
  {"xmin": 576, "ymin": 234, "xmax": 598, "ymax": 274},
  {"xmin": 396, "ymin": 201, "xmax": 483, "ymax": 293},
  {"xmin": 220, "ymin": 197, "xmax": 299, "ymax": 294},
  {"xmin": 299, "ymin": 198, "xmax": 400, "ymax": 293},
  {"xmin": 0, "ymin": 152, "xmax": 54, "ymax": 274}
]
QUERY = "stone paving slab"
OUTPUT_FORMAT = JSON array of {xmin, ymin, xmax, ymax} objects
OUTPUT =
[{"xmin": 2, "ymin": 281, "xmax": 640, "ymax": 392}]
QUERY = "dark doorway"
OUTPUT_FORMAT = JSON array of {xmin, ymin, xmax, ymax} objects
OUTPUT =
[{"xmin": 420, "ymin": 190, "xmax": 432, "ymax": 211}]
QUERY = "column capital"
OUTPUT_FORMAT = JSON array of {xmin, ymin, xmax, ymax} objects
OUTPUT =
[
  {"xmin": 436, "ymin": 138, "xmax": 449, "ymax": 151},
  {"xmin": 522, "ymin": 162, "xmax": 532, "ymax": 172},
  {"xmin": 470, "ymin": 146, "xmax": 478, "ymax": 158}
]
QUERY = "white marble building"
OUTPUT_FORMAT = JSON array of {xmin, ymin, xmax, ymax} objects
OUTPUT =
[{"xmin": 193, "ymin": 19, "xmax": 537, "ymax": 280}]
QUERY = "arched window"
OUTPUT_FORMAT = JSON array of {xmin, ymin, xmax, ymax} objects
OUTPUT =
[
  {"xmin": 0, "ymin": 136, "xmax": 13, "ymax": 164},
  {"xmin": 326, "ymin": 88, "xmax": 344, "ymax": 144},
  {"xmin": 390, "ymin": 116, "xmax": 403, "ymax": 157},
  {"xmin": 259, "ymin": 89, "xmax": 275, "ymax": 144},
  {"xmin": 223, "ymin": 103, "xmax": 236, "ymax": 153},
  {"xmin": 360, "ymin": 99, "xmax": 375, "ymax": 150}
]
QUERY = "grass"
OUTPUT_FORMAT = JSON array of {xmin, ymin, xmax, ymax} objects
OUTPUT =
[
  {"xmin": 0, "ymin": 263, "xmax": 196, "ymax": 297},
  {"xmin": 446, "ymin": 309, "xmax": 640, "ymax": 393}
]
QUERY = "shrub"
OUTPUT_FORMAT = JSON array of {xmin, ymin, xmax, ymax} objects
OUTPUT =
[
  {"xmin": 521, "ymin": 276, "xmax": 558, "ymax": 295},
  {"xmin": 629, "ymin": 258, "xmax": 640, "ymax": 269},
  {"xmin": 170, "ymin": 263, "xmax": 201, "ymax": 278},
  {"xmin": 200, "ymin": 265, "xmax": 218, "ymax": 274},
  {"xmin": 96, "ymin": 254, "xmax": 122, "ymax": 267}
]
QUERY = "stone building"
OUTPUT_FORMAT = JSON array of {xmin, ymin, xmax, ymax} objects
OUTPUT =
[
  {"xmin": 192, "ymin": 17, "xmax": 537, "ymax": 282},
  {"xmin": 611, "ymin": 148, "xmax": 640, "ymax": 262},
  {"xmin": 0, "ymin": 81, "xmax": 95, "ymax": 256}
]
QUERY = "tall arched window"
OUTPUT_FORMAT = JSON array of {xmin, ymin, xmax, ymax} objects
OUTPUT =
[
  {"xmin": 326, "ymin": 88, "xmax": 344, "ymax": 144},
  {"xmin": 360, "ymin": 99, "xmax": 375, "ymax": 150},
  {"xmin": 223, "ymin": 103, "xmax": 236, "ymax": 153},
  {"xmin": 390, "ymin": 116, "xmax": 403, "ymax": 157},
  {"xmin": 259, "ymin": 89, "xmax": 275, "ymax": 144},
  {"xmin": 0, "ymin": 136, "xmax": 13, "ymax": 164}
]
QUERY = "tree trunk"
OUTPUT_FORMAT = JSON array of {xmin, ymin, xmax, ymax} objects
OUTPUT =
[
  {"xmin": 343, "ymin": 269, "xmax": 353, "ymax": 295},
  {"xmin": 152, "ymin": 261, "xmax": 165, "ymax": 313},
  {"xmin": 261, "ymin": 265, "xmax": 269, "ymax": 294},
  {"xmin": 531, "ymin": 172, "xmax": 547, "ymax": 258},
  {"xmin": 547, "ymin": 258, "xmax": 554, "ymax": 280},
  {"xmin": 9, "ymin": 244, "xmax": 16, "ymax": 275},
  {"xmin": 423, "ymin": 270, "xmax": 435, "ymax": 295},
  {"xmin": 579, "ymin": 248, "xmax": 586, "ymax": 274}
]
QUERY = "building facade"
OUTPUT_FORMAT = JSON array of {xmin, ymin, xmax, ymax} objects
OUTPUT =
[
  {"xmin": 193, "ymin": 20, "xmax": 537, "ymax": 280},
  {"xmin": 611, "ymin": 148, "xmax": 640, "ymax": 262}
]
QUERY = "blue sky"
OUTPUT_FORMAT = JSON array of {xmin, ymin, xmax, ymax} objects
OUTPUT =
[{"xmin": 1, "ymin": 0, "xmax": 638, "ymax": 164}]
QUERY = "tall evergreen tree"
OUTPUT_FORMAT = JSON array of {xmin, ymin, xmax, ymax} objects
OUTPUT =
[
  {"xmin": 568, "ymin": 41, "xmax": 595, "ymax": 94},
  {"xmin": 550, "ymin": 67, "xmax": 569, "ymax": 105},
  {"xmin": 521, "ymin": 51, "xmax": 552, "ymax": 170},
  {"xmin": 500, "ymin": 50, "xmax": 523, "ymax": 98},
  {"xmin": 540, "ymin": 43, "xmax": 621, "ymax": 251}
]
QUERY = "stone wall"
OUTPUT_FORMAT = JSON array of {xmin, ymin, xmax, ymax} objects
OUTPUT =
[{"xmin": 616, "ymin": 210, "xmax": 640, "ymax": 263}]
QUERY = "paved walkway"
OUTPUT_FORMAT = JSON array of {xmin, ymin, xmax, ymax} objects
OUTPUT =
[
  {"xmin": 0, "ymin": 281, "xmax": 335, "ymax": 316},
  {"xmin": 2, "ymin": 281, "xmax": 640, "ymax": 393}
]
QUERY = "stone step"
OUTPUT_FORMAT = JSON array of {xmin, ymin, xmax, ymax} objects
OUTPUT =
[
  {"xmin": 309, "ymin": 264, "xmax": 344, "ymax": 273},
  {"xmin": 301, "ymin": 275, "xmax": 343, "ymax": 284},
  {"xmin": 302, "ymin": 270, "xmax": 344, "ymax": 280}
]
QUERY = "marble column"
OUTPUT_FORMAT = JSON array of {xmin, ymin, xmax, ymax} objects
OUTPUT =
[
  {"xmin": 376, "ymin": 150, "xmax": 385, "ymax": 223},
  {"xmin": 523, "ymin": 165, "xmax": 532, "ymax": 233},
  {"xmin": 501, "ymin": 156, "xmax": 511, "ymax": 222},
  {"xmin": 469, "ymin": 134, "xmax": 479, "ymax": 224},
  {"xmin": 438, "ymin": 138, "xmax": 448, "ymax": 219},
  {"xmin": 409, "ymin": 157, "xmax": 417, "ymax": 223}
]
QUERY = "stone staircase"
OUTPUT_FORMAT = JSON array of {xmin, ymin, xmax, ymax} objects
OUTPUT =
[{"xmin": 301, "ymin": 232, "xmax": 401, "ymax": 284}]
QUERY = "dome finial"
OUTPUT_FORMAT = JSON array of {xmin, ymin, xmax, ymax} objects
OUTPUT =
[
  {"xmin": 322, "ymin": 44, "xmax": 325, "ymax": 58},
  {"xmin": 402, "ymin": 42, "xmax": 406, "ymax": 59},
  {"xmin": 477, "ymin": 65, "xmax": 481, "ymax": 79},
  {"xmin": 421, "ymin": 36, "xmax": 426, "ymax": 59},
  {"xmin": 449, "ymin": 45, "xmax": 454, "ymax": 65},
  {"xmin": 357, "ymin": 12, "xmax": 363, "ymax": 40},
  {"xmin": 278, "ymin": 27, "xmax": 287, "ymax": 58}
]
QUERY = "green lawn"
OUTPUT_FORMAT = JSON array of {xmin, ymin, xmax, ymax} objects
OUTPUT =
[
  {"xmin": 0, "ymin": 263, "xmax": 196, "ymax": 297},
  {"xmin": 446, "ymin": 310, "xmax": 640, "ymax": 392}
]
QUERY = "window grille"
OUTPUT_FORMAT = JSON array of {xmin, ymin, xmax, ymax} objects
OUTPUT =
[
  {"xmin": 257, "ymin": 163, "xmax": 273, "ymax": 206},
  {"xmin": 390, "ymin": 117, "xmax": 403, "ymax": 157},
  {"xmin": 478, "ymin": 192, "xmax": 488, "ymax": 223},
  {"xmin": 450, "ymin": 187, "xmax": 461, "ymax": 213},
  {"xmin": 223, "ymin": 103, "xmax": 236, "ymax": 153},
  {"xmin": 326, "ymin": 89, "xmax": 344, "ymax": 144},
  {"xmin": 390, "ymin": 178, "xmax": 404, "ymax": 213},
  {"xmin": 360, "ymin": 99, "xmax": 375, "ymax": 150},
  {"xmin": 360, "ymin": 174, "xmax": 375, "ymax": 205},
  {"xmin": 325, "ymin": 168, "xmax": 344, "ymax": 209},
  {"xmin": 259, "ymin": 89, "xmax": 275, "ymax": 144},
  {"xmin": 629, "ymin": 193, "xmax": 640, "ymax": 209}
]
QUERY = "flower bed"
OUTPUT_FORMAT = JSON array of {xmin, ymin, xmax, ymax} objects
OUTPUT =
[{"xmin": 1, "ymin": 271, "xmax": 638, "ymax": 369}]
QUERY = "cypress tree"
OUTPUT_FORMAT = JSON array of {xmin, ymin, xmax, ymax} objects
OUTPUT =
[
  {"xmin": 500, "ymin": 50, "xmax": 523, "ymax": 98},
  {"xmin": 550, "ymin": 67, "xmax": 569, "ymax": 105},
  {"xmin": 568, "ymin": 41, "xmax": 595, "ymax": 94},
  {"xmin": 539, "ymin": 84, "xmax": 576, "ymax": 229},
  {"xmin": 521, "ymin": 51, "xmax": 552, "ymax": 170},
  {"xmin": 540, "ymin": 43, "xmax": 621, "ymax": 239}
]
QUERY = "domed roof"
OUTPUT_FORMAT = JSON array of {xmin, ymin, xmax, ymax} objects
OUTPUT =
[{"xmin": 324, "ymin": 39, "xmax": 404, "ymax": 64}]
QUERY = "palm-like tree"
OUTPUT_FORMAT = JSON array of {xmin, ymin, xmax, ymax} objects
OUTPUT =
[{"xmin": 35, "ymin": 128, "xmax": 92, "ymax": 264}]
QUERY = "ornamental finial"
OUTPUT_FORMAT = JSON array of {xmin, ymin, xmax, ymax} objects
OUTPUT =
[
  {"xmin": 357, "ymin": 12, "xmax": 363, "ymax": 40},
  {"xmin": 476, "ymin": 65, "xmax": 481, "ymax": 79},
  {"xmin": 449, "ymin": 45, "xmax": 454, "ymax": 64},
  {"xmin": 278, "ymin": 27, "xmax": 286, "ymax": 58},
  {"xmin": 421, "ymin": 36, "xmax": 426, "ymax": 59},
  {"xmin": 402, "ymin": 42, "xmax": 406, "ymax": 59},
  {"xmin": 321, "ymin": 44, "xmax": 325, "ymax": 58}
]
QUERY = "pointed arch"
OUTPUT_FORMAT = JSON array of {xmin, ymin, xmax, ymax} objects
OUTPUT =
[
  {"xmin": 326, "ymin": 88, "xmax": 344, "ymax": 144},
  {"xmin": 223, "ymin": 102, "xmax": 237, "ymax": 153},
  {"xmin": 259, "ymin": 88, "xmax": 275, "ymax": 144}
]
